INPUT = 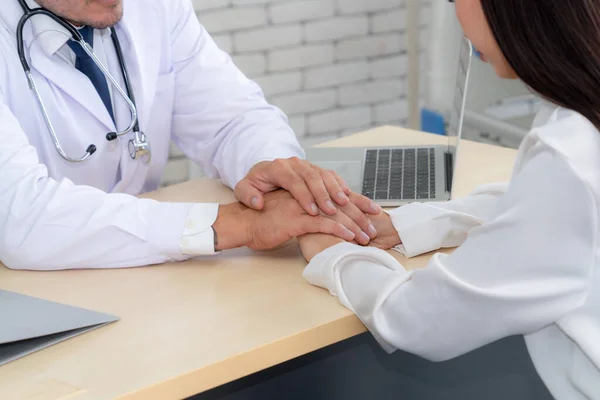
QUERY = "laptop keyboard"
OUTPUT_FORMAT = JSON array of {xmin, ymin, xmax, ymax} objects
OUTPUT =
[{"xmin": 362, "ymin": 148, "xmax": 436, "ymax": 201}]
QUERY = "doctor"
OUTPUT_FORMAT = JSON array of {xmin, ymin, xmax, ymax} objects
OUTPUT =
[
  {"xmin": 299, "ymin": 0, "xmax": 600, "ymax": 399},
  {"xmin": 0, "ymin": 0, "xmax": 382, "ymax": 270}
]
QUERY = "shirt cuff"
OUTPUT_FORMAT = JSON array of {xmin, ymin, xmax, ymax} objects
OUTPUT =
[
  {"xmin": 303, "ymin": 242, "xmax": 355, "ymax": 292},
  {"xmin": 302, "ymin": 242, "xmax": 404, "ymax": 302},
  {"xmin": 179, "ymin": 203, "xmax": 220, "ymax": 256},
  {"xmin": 386, "ymin": 204, "xmax": 450, "ymax": 258},
  {"xmin": 302, "ymin": 242, "xmax": 408, "ymax": 354}
]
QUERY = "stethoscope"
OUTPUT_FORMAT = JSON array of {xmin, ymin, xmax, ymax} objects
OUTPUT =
[{"xmin": 16, "ymin": 0, "xmax": 151, "ymax": 163}]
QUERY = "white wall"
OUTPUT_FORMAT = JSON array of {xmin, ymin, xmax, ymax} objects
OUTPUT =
[{"xmin": 162, "ymin": 0, "xmax": 430, "ymax": 186}]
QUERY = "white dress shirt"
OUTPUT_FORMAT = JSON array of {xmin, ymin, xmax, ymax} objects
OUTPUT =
[
  {"xmin": 0, "ymin": 0, "xmax": 303, "ymax": 269},
  {"xmin": 303, "ymin": 102, "xmax": 600, "ymax": 400}
]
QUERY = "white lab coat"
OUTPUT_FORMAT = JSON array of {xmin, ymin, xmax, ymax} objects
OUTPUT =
[
  {"xmin": 0, "ymin": 0, "xmax": 303, "ymax": 270},
  {"xmin": 303, "ymin": 103, "xmax": 600, "ymax": 400}
]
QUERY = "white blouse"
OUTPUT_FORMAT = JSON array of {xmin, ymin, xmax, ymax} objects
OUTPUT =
[{"xmin": 303, "ymin": 103, "xmax": 600, "ymax": 400}]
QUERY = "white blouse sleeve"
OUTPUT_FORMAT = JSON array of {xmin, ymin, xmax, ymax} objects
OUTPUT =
[
  {"xmin": 388, "ymin": 182, "xmax": 507, "ymax": 258},
  {"xmin": 303, "ymin": 145, "xmax": 596, "ymax": 361}
]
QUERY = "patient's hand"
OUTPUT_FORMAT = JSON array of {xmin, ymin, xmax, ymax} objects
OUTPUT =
[
  {"xmin": 298, "ymin": 234, "xmax": 344, "ymax": 262},
  {"xmin": 367, "ymin": 210, "xmax": 401, "ymax": 250},
  {"xmin": 298, "ymin": 209, "xmax": 401, "ymax": 262}
]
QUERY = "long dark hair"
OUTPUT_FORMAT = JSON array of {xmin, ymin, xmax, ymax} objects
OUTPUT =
[{"xmin": 480, "ymin": 0, "xmax": 600, "ymax": 129}]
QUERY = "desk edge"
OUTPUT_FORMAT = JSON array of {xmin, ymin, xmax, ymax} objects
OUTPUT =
[{"xmin": 118, "ymin": 315, "xmax": 367, "ymax": 400}]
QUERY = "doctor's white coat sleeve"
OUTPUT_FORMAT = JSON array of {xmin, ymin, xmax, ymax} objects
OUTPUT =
[
  {"xmin": 0, "ymin": 98, "xmax": 206, "ymax": 270},
  {"xmin": 303, "ymin": 145, "xmax": 595, "ymax": 361},
  {"xmin": 167, "ymin": 0, "xmax": 304, "ymax": 189}
]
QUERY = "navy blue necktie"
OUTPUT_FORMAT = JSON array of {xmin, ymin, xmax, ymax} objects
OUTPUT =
[{"xmin": 67, "ymin": 27, "xmax": 115, "ymax": 123}]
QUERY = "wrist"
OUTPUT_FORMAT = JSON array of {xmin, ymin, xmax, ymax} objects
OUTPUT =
[
  {"xmin": 385, "ymin": 233, "xmax": 402, "ymax": 248},
  {"xmin": 382, "ymin": 212, "xmax": 402, "ymax": 247},
  {"xmin": 298, "ymin": 234, "xmax": 344, "ymax": 262},
  {"xmin": 369, "ymin": 211, "xmax": 402, "ymax": 250},
  {"xmin": 213, "ymin": 202, "xmax": 252, "ymax": 251}
]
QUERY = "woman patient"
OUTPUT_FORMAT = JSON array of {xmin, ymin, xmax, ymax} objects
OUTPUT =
[{"xmin": 298, "ymin": 1, "xmax": 600, "ymax": 399}]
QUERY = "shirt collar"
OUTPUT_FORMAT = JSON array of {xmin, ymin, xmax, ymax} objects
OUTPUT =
[
  {"xmin": 21, "ymin": 0, "xmax": 109, "ymax": 58},
  {"xmin": 24, "ymin": 0, "xmax": 73, "ymax": 57},
  {"xmin": 532, "ymin": 101, "xmax": 560, "ymax": 130}
]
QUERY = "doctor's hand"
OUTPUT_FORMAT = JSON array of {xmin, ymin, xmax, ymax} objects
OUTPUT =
[
  {"xmin": 235, "ymin": 158, "xmax": 382, "ymax": 238},
  {"xmin": 213, "ymin": 190, "xmax": 358, "ymax": 251}
]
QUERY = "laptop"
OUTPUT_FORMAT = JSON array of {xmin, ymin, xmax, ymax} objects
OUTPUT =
[
  {"xmin": 306, "ymin": 36, "xmax": 474, "ymax": 206},
  {"xmin": 0, "ymin": 289, "xmax": 119, "ymax": 366}
]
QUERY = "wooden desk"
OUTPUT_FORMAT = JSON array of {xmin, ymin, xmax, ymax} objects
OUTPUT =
[{"xmin": 0, "ymin": 126, "xmax": 518, "ymax": 400}]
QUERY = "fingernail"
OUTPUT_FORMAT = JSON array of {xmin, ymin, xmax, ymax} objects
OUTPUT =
[
  {"xmin": 337, "ymin": 191, "xmax": 348, "ymax": 202},
  {"xmin": 343, "ymin": 227, "xmax": 355, "ymax": 240},
  {"xmin": 370, "ymin": 202, "xmax": 382, "ymax": 213},
  {"xmin": 368, "ymin": 224, "xmax": 377, "ymax": 238},
  {"xmin": 359, "ymin": 231, "xmax": 370, "ymax": 243},
  {"xmin": 310, "ymin": 203, "xmax": 319, "ymax": 215},
  {"xmin": 326, "ymin": 200, "xmax": 336, "ymax": 212},
  {"xmin": 251, "ymin": 197, "xmax": 260, "ymax": 208}
]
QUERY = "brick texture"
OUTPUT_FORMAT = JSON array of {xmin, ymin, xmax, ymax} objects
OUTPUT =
[
  {"xmin": 308, "ymin": 107, "xmax": 373, "ymax": 135},
  {"xmin": 268, "ymin": 44, "xmax": 335, "ymax": 71},
  {"xmin": 336, "ymin": 34, "xmax": 404, "ymax": 61},
  {"xmin": 304, "ymin": 61, "xmax": 369, "ymax": 89},
  {"xmin": 234, "ymin": 25, "xmax": 303, "ymax": 52},
  {"xmin": 253, "ymin": 71, "xmax": 303, "ymax": 96},
  {"xmin": 305, "ymin": 16, "xmax": 368, "ymax": 43},
  {"xmin": 339, "ymin": 79, "xmax": 405, "ymax": 106},
  {"xmin": 270, "ymin": 90, "xmax": 337, "ymax": 115},
  {"xmin": 269, "ymin": 0, "xmax": 335, "ymax": 24}
]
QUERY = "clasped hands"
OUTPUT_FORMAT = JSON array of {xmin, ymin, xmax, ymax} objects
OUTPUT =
[{"xmin": 213, "ymin": 157, "xmax": 401, "ymax": 260}]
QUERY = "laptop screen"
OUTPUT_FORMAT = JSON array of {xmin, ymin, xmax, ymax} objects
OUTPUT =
[{"xmin": 446, "ymin": 36, "xmax": 474, "ymax": 194}]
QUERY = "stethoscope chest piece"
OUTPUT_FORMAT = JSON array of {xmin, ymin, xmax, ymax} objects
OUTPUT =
[{"xmin": 128, "ymin": 131, "xmax": 151, "ymax": 163}]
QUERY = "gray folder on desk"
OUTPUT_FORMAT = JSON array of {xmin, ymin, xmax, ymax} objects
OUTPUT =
[{"xmin": 0, "ymin": 289, "xmax": 118, "ymax": 366}]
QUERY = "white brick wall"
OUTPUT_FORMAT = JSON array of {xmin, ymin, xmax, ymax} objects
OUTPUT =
[
  {"xmin": 371, "ymin": 9, "xmax": 407, "ymax": 34},
  {"xmin": 192, "ymin": 0, "xmax": 229, "ymax": 11},
  {"xmin": 199, "ymin": 7, "xmax": 267, "ymax": 33},
  {"xmin": 253, "ymin": 71, "xmax": 302, "ymax": 96},
  {"xmin": 337, "ymin": 0, "xmax": 403, "ymax": 14},
  {"xmin": 234, "ymin": 25, "xmax": 303, "ymax": 52},
  {"xmin": 304, "ymin": 61, "xmax": 369, "ymax": 89},
  {"xmin": 339, "ymin": 79, "xmax": 405, "ymax": 106},
  {"xmin": 370, "ymin": 54, "xmax": 408, "ymax": 79},
  {"xmin": 308, "ymin": 106, "xmax": 372, "ymax": 135},
  {"xmin": 268, "ymin": 44, "xmax": 335, "ymax": 71},
  {"xmin": 211, "ymin": 33, "xmax": 233, "ymax": 53},
  {"xmin": 269, "ymin": 0, "xmax": 335, "ymax": 24},
  {"xmin": 336, "ymin": 34, "xmax": 404, "ymax": 60},
  {"xmin": 305, "ymin": 16, "xmax": 369, "ymax": 43},
  {"xmin": 231, "ymin": 53, "xmax": 266, "ymax": 75},
  {"xmin": 270, "ymin": 89, "xmax": 337, "ymax": 115},
  {"xmin": 287, "ymin": 115, "xmax": 307, "ymax": 137},
  {"xmin": 374, "ymin": 98, "xmax": 409, "ymax": 124},
  {"xmin": 163, "ymin": 0, "xmax": 425, "ymax": 186}
]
